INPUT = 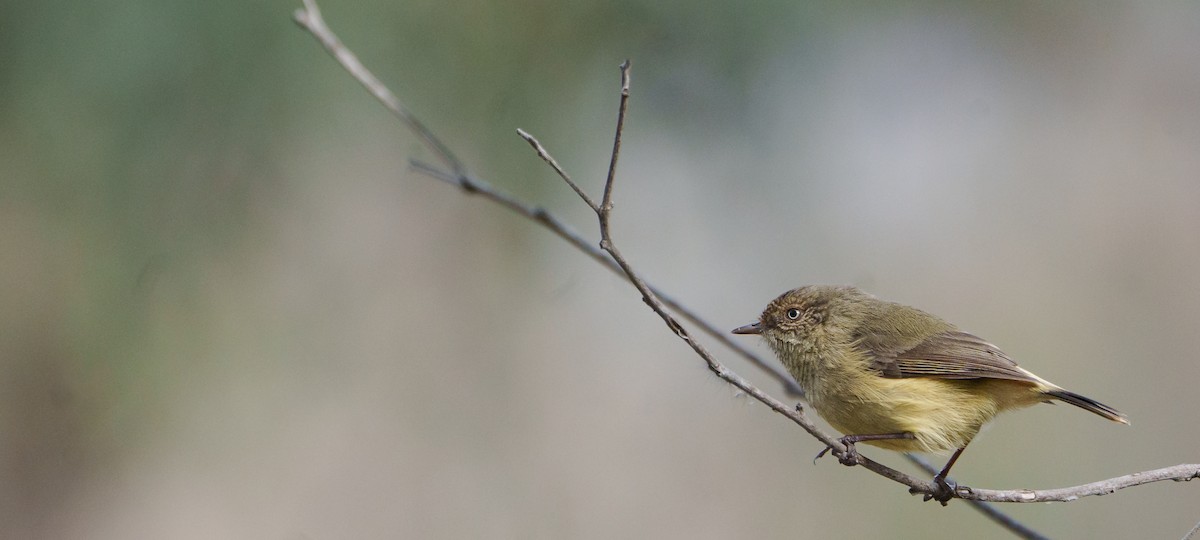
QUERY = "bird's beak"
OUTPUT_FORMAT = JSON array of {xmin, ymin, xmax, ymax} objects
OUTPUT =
[{"xmin": 731, "ymin": 322, "xmax": 762, "ymax": 335}]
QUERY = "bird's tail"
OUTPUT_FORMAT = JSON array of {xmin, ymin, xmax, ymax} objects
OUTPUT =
[{"xmin": 1046, "ymin": 389, "xmax": 1130, "ymax": 425}]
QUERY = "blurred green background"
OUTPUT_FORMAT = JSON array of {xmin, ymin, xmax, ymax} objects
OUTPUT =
[{"xmin": 3, "ymin": 0, "xmax": 1199, "ymax": 538}]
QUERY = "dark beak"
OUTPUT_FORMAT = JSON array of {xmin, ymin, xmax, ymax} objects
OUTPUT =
[{"xmin": 731, "ymin": 322, "xmax": 762, "ymax": 335}]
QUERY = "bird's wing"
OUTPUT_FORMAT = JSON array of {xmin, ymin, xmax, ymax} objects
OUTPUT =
[{"xmin": 864, "ymin": 330, "xmax": 1039, "ymax": 382}]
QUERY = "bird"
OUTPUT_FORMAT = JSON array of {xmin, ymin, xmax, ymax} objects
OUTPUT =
[{"xmin": 732, "ymin": 285, "xmax": 1128, "ymax": 502}]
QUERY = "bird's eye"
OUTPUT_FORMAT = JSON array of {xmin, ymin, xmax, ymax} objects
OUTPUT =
[{"xmin": 785, "ymin": 308, "xmax": 802, "ymax": 320}]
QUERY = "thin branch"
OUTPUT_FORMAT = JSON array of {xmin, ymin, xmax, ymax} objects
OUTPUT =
[
  {"xmin": 598, "ymin": 60, "xmax": 630, "ymax": 220},
  {"xmin": 292, "ymin": 0, "xmax": 464, "ymax": 178},
  {"xmin": 516, "ymin": 128, "xmax": 599, "ymax": 213},
  {"xmin": 955, "ymin": 464, "xmax": 1200, "ymax": 503},
  {"xmin": 293, "ymin": 1, "xmax": 1197, "ymax": 535}
]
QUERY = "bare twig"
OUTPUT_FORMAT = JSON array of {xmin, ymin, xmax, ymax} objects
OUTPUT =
[
  {"xmin": 293, "ymin": 1, "xmax": 1197, "ymax": 536},
  {"xmin": 597, "ymin": 61, "xmax": 630, "ymax": 221},
  {"xmin": 516, "ymin": 128, "xmax": 599, "ymax": 213},
  {"xmin": 954, "ymin": 464, "xmax": 1200, "ymax": 502},
  {"xmin": 292, "ymin": 0, "xmax": 464, "ymax": 178}
]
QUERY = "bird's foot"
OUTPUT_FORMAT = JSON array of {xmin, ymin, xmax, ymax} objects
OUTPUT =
[
  {"xmin": 813, "ymin": 436, "xmax": 861, "ymax": 467},
  {"xmin": 922, "ymin": 475, "xmax": 957, "ymax": 506}
]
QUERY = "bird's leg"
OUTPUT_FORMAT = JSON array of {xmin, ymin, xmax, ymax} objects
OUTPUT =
[
  {"xmin": 814, "ymin": 432, "xmax": 915, "ymax": 466},
  {"xmin": 923, "ymin": 445, "xmax": 967, "ymax": 505}
]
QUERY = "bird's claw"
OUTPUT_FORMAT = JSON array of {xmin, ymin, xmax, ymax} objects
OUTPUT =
[
  {"xmin": 922, "ymin": 476, "xmax": 957, "ymax": 505},
  {"xmin": 813, "ymin": 436, "xmax": 860, "ymax": 466}
]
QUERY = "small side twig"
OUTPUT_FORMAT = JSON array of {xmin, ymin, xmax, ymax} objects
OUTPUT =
[
  {"xmin": 516, "ymin": 128, "xmax": 598, "ymax": 213},
  {"xmin": 597, "ymin": 61, "xmax": 630, "ymax": 220}
]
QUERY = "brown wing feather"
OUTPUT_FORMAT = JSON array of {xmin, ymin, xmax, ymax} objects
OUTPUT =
[{"xmin": 865, "ymin": 330, "xmax": 1038, "ymax": 383}]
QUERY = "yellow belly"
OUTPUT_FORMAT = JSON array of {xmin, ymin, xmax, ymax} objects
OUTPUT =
[{"xmin": 808, "ymin": 376, "xmax": 1045, "ymax": 454}]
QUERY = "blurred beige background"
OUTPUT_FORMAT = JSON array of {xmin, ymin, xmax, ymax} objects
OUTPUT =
[{"xmin": 3, "ymin": 1, "xmax": 1199, "ymax": 538}]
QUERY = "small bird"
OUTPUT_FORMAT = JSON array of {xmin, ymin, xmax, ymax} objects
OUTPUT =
[{"xmin": 732, "ymin": 285, "xmax": 1128, "ymax": 502}]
